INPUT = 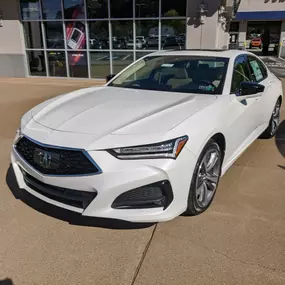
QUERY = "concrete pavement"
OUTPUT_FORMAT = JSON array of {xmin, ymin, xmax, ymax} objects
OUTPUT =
[{"xmin": 1, "ymin": 78, "xmax": 285, "ymax": 285}]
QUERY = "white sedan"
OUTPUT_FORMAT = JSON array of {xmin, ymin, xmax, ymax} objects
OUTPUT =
[{"xmin": 11, "ymin": 50, "xmax": 283, "ymax": 223}]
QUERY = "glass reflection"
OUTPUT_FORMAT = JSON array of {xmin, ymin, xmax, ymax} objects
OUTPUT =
[
  {"xmin": 90, "ymin": 52, "xmax": 110, "ymax": 78},
  {"xmin": 161, "ymin": 0, "xmax": 187, "ymax": 17},
  {"xmin": 45, "ymin": 22, "xmax": 64, "ymax": 49},
  {"xmin": 110, "ymin": 0, "xmax": 133, "ymax": 18},
  {"xmin": 161, "ymin": 20, "xmax": 186, "ymax": 50},
  {"xmin": 42, "ymin": 0, "xmax": 62, "ymax": 19},
  {"xmin": 111, "ymin": 21, "xmax": 133, "ymax": 50},
  {"xmin": 135, "ymin": 0, "xmax": 159, "ymax": 18},
  {"xmin": 47, "ymin": 51, "xmax": 67, "ymax": 77},
  {"xmin": 136, "ymin": 21, "xmax": 158, "ymax": 50},
  {"xmin": 64, "ymin": 0, "xmax": 85, "ymax": 19},
  {"xmin": 27, "ymin": 51, "xmax": 46, "ymax": 76},
  {"xmin": 89, "ymin": 21, "xmax": 109, "ymax": 49},
  {"xmin": 68, "ymin": 51, "xmax": 88, "ymax": 77},
  {"xmin": 20, "ymin": 0, "xmax": 41, "ymax": 20},
  {"xmin": 23, "ymin": 22, "xmax": 43, "ymax": 49},
  {"xmin": 87, "ymin": 0, "xmax": 108, "ymax": 19}
]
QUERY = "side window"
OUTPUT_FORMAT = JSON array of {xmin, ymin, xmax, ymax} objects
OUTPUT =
[
  {"xmin": 248, "ymin": 56, "xmax": 266, "ymax": 83},
  {"xmin": 231, "ymin": 56, "xmax": 251, "ymax": 93}
]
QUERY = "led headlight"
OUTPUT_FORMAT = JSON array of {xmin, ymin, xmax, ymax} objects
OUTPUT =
[{"xmin": 108, "ymin": 136, "xmax": 188, "ymax": 160}]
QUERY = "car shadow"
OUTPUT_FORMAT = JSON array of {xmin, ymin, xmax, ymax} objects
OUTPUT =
[
  {"xmin": 6, "ymin": 165, "xmax": 154, "ymax": 230},
  {"xmin": 275, "ymin": 120, "xmax": 285, "ymax": 170},
  {"xmin": 0, "ymin": 279, "xmax": 13, "ymax": 285}
]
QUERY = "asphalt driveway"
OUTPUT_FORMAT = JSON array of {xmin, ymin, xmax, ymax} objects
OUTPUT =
[{"xmin": 1, "ymin": 78, "xmax": 285, "ymax": 285}]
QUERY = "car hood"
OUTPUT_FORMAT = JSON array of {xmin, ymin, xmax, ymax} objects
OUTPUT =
[{"xmin": 31, "ymin": 86, "xmax": 217, "ymax": 136}]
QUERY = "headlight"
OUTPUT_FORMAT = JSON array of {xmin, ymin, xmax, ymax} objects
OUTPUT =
[{"xmin": 108, "ymin": 136, "xmax": 188, "ymax": 160}]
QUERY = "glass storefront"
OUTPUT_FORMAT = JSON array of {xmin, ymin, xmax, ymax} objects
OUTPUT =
[{"xmin": 20, "ymin": 0, "xmax": 187, "ymax": 79}]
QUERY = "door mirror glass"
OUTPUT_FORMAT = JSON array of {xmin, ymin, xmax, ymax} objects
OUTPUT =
[
  {"xmin": 106, "ymin": 74, "xmax": 116, "ymax": 82},
  {"xmin": 239, "ymin": 81, "xmax": 265, "ymax": 96}
]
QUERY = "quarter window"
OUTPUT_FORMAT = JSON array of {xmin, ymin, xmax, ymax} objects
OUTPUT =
[
  {"xmin": 231, "ymin": 56, "xmax": 251, "ymax": 93},
  {"xmin": 248, "ymin": 56, "xmax": 267, "ymax": 82}
]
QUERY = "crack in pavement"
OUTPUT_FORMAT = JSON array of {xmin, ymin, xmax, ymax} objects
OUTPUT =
[{"xmin": 130, "ymin": 224, "xmax": 158, "ymax": 285}]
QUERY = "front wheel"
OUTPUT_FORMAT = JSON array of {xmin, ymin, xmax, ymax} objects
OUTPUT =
[
  {"xmin": 185, "ymin": 139, "xmax": 222, "ymax": 216},
  {"xmin": 260, "ymin": 99, "xmax": 281, "ymax": 139}
]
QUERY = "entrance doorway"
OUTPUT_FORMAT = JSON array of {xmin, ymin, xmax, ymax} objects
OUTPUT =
[{"xmin": 246, "ymin": 21, "xmax": 282, "ymax": 56}]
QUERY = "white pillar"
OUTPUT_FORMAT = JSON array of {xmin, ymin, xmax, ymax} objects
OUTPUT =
[
  {"xmin": 186, "ymin": 0, "xmax": 227, "ymax": 49},
  {"xmin": 238, "ymin": 20, "xmax": 247, "ymax": 50},
  {"xmin": 279, "ymin": 20, "xmax": 285, "ymax": 58}
]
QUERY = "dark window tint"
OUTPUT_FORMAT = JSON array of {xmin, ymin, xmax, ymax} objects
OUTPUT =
[
  {"xmin": 89, "ymin": 21, "xmax": 109, "ymax": 49},
  {"xmin": 112, "ymin": 52, "xmax": 134, "ymax": 74},
  {"xmin": 42, "ymin": 0, "xmax": 62, "ymax": 19},
  {"xmin": 23, "ymin": 22, "xmax": 43, "ymax": 49},
  {"xmin": 45, "ymin": 22, "xmax": 64, "ymax": 49},
  {"xmin": 231, "ymin": 56, "xmax": 251, "ymax": 93},
  {"xmin": 27, "ymin": 50, "xmax": 46, "ymax": 76},
  {"xmin": 135, "ymin": 0, "xmax": 159, "ymax": 17},
  {"xmin": 161, "ymin": 0, "xmax": 186, "ymax": 17},
  {"xmin": 20, "ymin": 0, "xmax": 41, "ymax": 20},
  {"xmin": 47, "ymin": 51, "xmax": 67, "ymax": 77},
  {"xmin": 248, "ymin": 56, "xmax": 267, "ymax": 82},
  {"xmin": 66, "ymin": 22, "xmax": 86, "ymax": 49},
  {"xmin": 64, "ymin": 0, "xmax": 85, "ymax": 19},
  {"xmin": 90, "ymin": 52, "xmax": 110, "ymax": 78},
  {"xmin": 110, "ymin": 0, "xmax": 133, "ymax": 18},
  {"xmin": 68, "ymin": 51, "xmax": 88, "ymax": 77},
  {"xmin": 111, "ymin": 21, "xmax": 133, "ymax": 49},
  {"xmin": 87, "ymin": 0, "xmax": 108, "ymax": 18}
]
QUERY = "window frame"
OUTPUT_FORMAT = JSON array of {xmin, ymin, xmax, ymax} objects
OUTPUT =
[{"xmin": 230, "ymin": 54, "xmax": 253, "ymax": 94}]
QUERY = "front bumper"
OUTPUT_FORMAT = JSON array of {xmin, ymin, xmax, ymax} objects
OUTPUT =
[{"xmin": 11, "ymin": 137, "xmax": 197, "ymax": 223}]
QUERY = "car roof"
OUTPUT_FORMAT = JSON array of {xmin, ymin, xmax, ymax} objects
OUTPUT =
[{"xmin": 148, "ymin": 49, "xmax": 248, "ymax": 59}]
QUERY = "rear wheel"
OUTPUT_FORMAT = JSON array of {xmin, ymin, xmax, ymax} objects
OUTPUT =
[
  {"xmin": 260, "ymin": 99, "xmax": 281, "ymax": 139},
  {"xmin": 185, "ymin": 139, "xmax": 222, "ymax": 216}
]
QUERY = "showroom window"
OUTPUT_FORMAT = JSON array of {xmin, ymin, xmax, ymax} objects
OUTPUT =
[{"xmin": 20, "ymin": 0, "xmax": 187, "ymax": 79}]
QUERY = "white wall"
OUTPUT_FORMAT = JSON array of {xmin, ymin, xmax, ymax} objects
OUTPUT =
[{"xmin": 0, "ymin": 0, "xmax": 25, "ymax": 54}]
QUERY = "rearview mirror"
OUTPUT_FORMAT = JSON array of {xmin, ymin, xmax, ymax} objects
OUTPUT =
[
  {"xmin": 106, "ymin": 74, "xmax": 116, "ymax": 82},
  {"xmin": 239, "ymin": 82, "xmax": 265, "ymax": 96}
]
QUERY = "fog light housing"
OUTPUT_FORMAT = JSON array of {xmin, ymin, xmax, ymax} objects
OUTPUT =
[{"xmin": 111, "ymin": 181, "xmax": 173, "ymax": 210}]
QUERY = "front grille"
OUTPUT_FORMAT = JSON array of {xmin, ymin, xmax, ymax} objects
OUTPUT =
[
  {"xmin": 22, "ymin": 170, "xmax": 97, "ymax": 209},
  {"xmin": 15, "ymin": 136, "xmax": 100, "ymax": 176}
]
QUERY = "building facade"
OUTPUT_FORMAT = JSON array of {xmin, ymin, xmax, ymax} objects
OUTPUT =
[{"xmin": 0, "ymin": 0, "xmax": 284, "ymax": 79}]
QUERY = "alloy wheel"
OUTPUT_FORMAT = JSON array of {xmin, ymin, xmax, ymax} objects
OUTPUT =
[
  {"xmin": 270, "ymin": 101, "xmax": 281, "ymax": 135},
  {"xmin": 195, "ymin": 145, "xmax": 221, "ymax": 208}
]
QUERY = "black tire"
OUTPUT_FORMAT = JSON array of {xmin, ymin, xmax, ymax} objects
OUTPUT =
[
  {"xmin": 260, "ymin": 99, "xmax": 281, "ymax": 139},
  {"xmin": 185, "ymin": 139, "xmax": 222, "ymax": 216}
]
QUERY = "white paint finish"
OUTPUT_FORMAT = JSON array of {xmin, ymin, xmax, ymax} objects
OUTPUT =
[{"xmin": 12, "ymin": 49, "xmax": 283, "ymax": 222}]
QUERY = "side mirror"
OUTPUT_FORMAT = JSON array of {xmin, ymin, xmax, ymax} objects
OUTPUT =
[
  {"xmin": 239, "ymin": 82, "xmax": 265, "ymax": 96},
  {"xmin": 106, "ymin": 74, "xmax": 116, "ymax": 82}
]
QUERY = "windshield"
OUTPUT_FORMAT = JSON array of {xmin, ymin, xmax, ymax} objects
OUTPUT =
[{"xmin": 108, "ymin": 55, "xmax": 229, "ymax": 95}]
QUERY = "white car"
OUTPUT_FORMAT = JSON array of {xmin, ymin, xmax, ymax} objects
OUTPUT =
[{"xmin": 11, "ymin": 50, "xmax": 283, "ymax": 223}]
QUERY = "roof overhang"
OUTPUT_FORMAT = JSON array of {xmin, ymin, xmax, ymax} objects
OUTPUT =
[{"xmin": 235, "ymin": 0, "xmax": 285, "ymax": 20}]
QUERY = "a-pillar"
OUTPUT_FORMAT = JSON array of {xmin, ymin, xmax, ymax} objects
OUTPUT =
[{"xmin": 186, "ymin": 0, "xmax": 228, "ymax": 50}]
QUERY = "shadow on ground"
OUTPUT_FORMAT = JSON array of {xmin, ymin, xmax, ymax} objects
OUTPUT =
[
  {"xmin": 6, "ymin": 165, "xmax": 154, "ymax": 230},
  {"xmin": 275, "ymin": 120, "xmax": 285, "ymax": 170},
  {"xmin": 0, "ymin": 279, "xmax": 13, "ymax": 285}
]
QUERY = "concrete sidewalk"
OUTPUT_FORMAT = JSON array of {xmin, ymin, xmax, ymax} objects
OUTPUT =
[{"xmin": 1, "ymin": 78, "xmax": 285, "ymax": 285}]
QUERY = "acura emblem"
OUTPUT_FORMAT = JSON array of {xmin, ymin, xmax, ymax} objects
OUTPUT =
[{"xmin": 34, "ymin": 148, "xmax": 59, "ymax": 169}]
